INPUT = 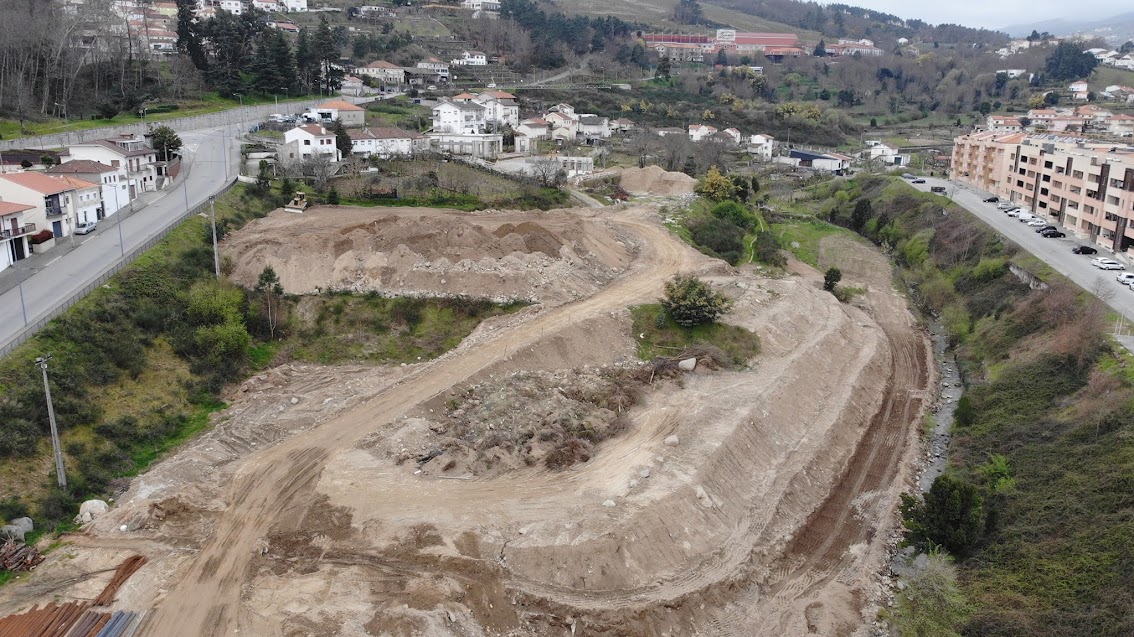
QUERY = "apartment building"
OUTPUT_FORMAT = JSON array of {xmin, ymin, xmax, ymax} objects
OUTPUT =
[{"xmin": 952, "ymin": 131, "xmax": 1134, "ymax": 253}]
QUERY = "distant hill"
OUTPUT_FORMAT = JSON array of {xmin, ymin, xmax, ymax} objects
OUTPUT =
[{"xmin": 1002, "ymin": 12, "xmax": 1134, "ymax": 45}]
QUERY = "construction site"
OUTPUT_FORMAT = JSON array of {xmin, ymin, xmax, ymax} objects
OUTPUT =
[{"xmin": 0, "ymin": 197, "xmax": 932, "ymax": 636}]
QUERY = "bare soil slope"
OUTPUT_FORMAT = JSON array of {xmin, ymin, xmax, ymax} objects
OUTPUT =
[
  {"xmin": 0, "ymin": 210, "xmax": 931, "ymax": 637},
  {"xmin": 225, "ymin": 206, "xmax": 634, "ymax": 305}
]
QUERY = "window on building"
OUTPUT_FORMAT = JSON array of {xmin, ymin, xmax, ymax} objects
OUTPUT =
[
  {"xmin": 1073, "ymin": 170, "xmax": 1084, "ymax": 179},
  {"xmin": 304, "ymin": 140, "xmax": 311, "ymax": 145},
  {"xmin": 1044, "ymin": 161, "xmax": 1053, "ymax": 169},
  {"xmin": 1017, "ymin": 180, "xmax": 1024, "ymax": 187}
]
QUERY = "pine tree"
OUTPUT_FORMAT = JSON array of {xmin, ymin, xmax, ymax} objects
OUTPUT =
[
  {"xmin": 296, "ymin": 29, "xmax": 314, "ymax": 92},
  {"xmin": 251, "ymin": 32, "xmax": 282, "ymax": 94},
  {"xmin": 176, "ymin": 0, "xmax": 207, "ymax": 70},
  {"xmin": 314, "ymin": 17, "xmax": 343, "ymax": 94},
  {"xmin": 333, "ymin": 119, "xmax": 352, "ymax": 159},
  {"xmin": 273, "ymin": 32, "xmax": 298, "ymax": 95}
]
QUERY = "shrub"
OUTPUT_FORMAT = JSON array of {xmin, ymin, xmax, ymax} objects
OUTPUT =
[
  {"xmin": 688, "ymin": 217, "xmax": 745, "ymax": 264},
  {"xmin": 823, "ymin": 266, "xmax": 842, "ymax": 292},
  {"xmin": 694, "ymin": 166, "xmax": 737, "ymax": 202},
  {"xmin": 954, "ymin": 395, "xmax": 974, "ymax": 427},
  {"xmin": 900, "ymin": 474, "xmax": 985, "ymax": 556},
  {"xmin": 710, "ymin": 200, "xmax": 754, "ymax": 229},
  {"xmin": 661, "ymin": 275, "xmax": 732, "ymax": 327},
  {"xmin": 28, "ymin": 230, "xmax": 54, "ymax": 245},
  {"xmin": 755, "ymin": 231, "xmax": 786, "ymax": 267}
]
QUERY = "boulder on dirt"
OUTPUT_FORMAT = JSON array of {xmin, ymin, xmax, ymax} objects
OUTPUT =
[
  {"xmin": 664, "ymin": 435, "xmax": 680, "ymax": 447},
  {"xmin": 75, "ymin": 499, "xmax": 110, "ymax": 524},
  {"xmin": 602, "ymin": 499, "xmax": 617, "ymax": 508},
  {"xmin": 0, "ymin": 525, "xmax": 25, "ymax": 542},
  {"xmin": 639, "ymin": 468, "xmax": 651, "ymax": 478},
  {"xmin": 678, "ymin": 358, "xmax": 697, "ymax": 371}
]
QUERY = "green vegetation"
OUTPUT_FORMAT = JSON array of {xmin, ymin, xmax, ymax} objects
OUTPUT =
[
  {"xmin": 778, "ymin": 174, "xmax": 1133, "ymax": 636},
  {"xmin": 661, "ymin": 275, "xmax": 732, "ymax": 327},
  {"xmin": 884, "ymin": 552, "xmax": 970, "ymax": 637},
  {"xmin": 286, "ymin": 293, "xmax": 526, "ymax": 365},
  {"xmin": 630, "ymin": 303, "xmax": 759, "ymax": 367},
  {"xmin": 0, "ymin": 180, "xmax": 527, "ymax": 539},
  {"xmin": 823, "ymin": 266, "xmax": 842, "ymax": 292}
]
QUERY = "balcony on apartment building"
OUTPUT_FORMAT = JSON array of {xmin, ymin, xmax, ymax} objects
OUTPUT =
[
  {"xmin": 44, "ymin": 201, "xmax": 64, "ymax": 217},
  {"xmin": 1, "ymin": 222, "xmax": 35, "ymax": 240}
]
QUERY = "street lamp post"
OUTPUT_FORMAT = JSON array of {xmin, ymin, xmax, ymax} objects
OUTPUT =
[
  {"xmin": 35, "ymin": 355, "xmax": 67, "ymax": 490},
  {"xmin": 17, "ymin": 279, "xmax": 28, "ymax": 325},
  {"xmin": 209, "ymin": 195, "xmax": 220, "ymax": 279}
]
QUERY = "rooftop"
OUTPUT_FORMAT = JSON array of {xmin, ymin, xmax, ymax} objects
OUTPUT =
[
  {"xmin": 46, "ymin": 160, "xmax": 117, "ymax": 174},
  {"xmin": 0, "ymin": 201, "xmax": 35, "ymax": 216},
  {"xmin": 0, "ymin": 172, "xmax": 83, "ymax": 195},
  {"xmin": 349, "ymin": 127, "xmax": 424, "ymax": 140},
  {"xmin": 318, "ymin": 100, "xmax": 364, "ymax": 111}
]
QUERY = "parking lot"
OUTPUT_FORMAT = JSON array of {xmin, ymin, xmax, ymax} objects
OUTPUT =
[{"xmin": 908, "ymin": 176, "xmax": 1134, "ymax": 323}]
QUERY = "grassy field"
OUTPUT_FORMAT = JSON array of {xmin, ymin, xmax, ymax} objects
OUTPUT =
[
  {"xmin": 0, "ymin": 93, "xmax": 316, "ymax": 142},
  {"xmin": 630, "ymin": 303, "xmax": 760, "ymax": 366}
]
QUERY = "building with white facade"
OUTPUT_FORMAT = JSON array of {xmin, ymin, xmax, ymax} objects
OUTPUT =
[
  {"xmin": 688, "ymin": 124, "xmax": 717, "ymax": 142},
  {"xmin": 416, "ymin": 57, "xmax": 450, "ymax": 82},
  {"xmin": 748, "ymin": 134, "xmax": 775, "ymax": 160},
  {"xmin": 348, "ymin": 127, "xmax": 428, "ymax": 158},
  {"xmin": 474, "ymin": 91, "xmax": 519, "ymax": 127},
  {"xmin": 357, "ymin": 60, "xmax": 406, "ymax": 84},
  {"xmin": 306, "ymin": 100, "xmax": 367, "ymax": 127},
  {"xmin": 281, "ymin": 0, "xmax": 307, "ymax": 10},
  {"xmin": 46, "ymin": 159, "xmax": 129, "ymax": 216},
  {"xmin": 0, "ymin": 172, "xmax": 101, "ymax": 239},
  {"xmin": 452, "ymin": 51, "xmax": 487, "ymax": 66},
  {"xmin": 431, "ymin": 101, "xmax": 486, "ymax": 134},
  {"xmin": 1, "ymin": 200, "xmax": 37, "ymax": 272},
  {"xmin": 426, "ymin": 133, "xmax": 502, "ymax": 159},
  {"xmin": 65, "ymin": 134, "xmax": 158, "ymax": 198},
  {"xmin": 283, "ymin": 124, "xmax": 341, "ymax": 161}
]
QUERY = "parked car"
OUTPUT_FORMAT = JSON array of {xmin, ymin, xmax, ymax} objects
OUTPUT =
[
  {"xmin": 984, "ymin": 196, "xmax": 999, "ymax": 202},
  {"xmin": 75, "ymin": 221, "xmax": 97, "ymax": 235},
  {"xmin": 997, "ymin": 202, "xmax": 1014, "ymax": 210},
  {"xmin": 1017, "ymin": 213, "xmax": 1038, "ymax": 222},
  {"xmin": 1072, "ymin": 246, "xmax": 1098, "ymax": 255},
  {"xmin": 1035, "ymin": 225, "xmax": 1057, "ymax": 233},
  {"xmin": 1041, "ymin": 230, "xmax": 1065, "ymax": 238},
  {"xmin": 931, "ymin": 186, "xmax": 947, "ymax": 193},
  {"xmin": 1117, "ymin": 273, "xmax": 1134, "ymax": 285},
  {"xmin": 1025, "ymin": 219, "xmax": 1047, "ymax": 227},
  {"xmin": 902, "ymin": 173, "xmax": 915, "ymax": 180},
  {"xmin": 1007, "ymin": 209, "xmax": 1024, "ymax": 217},
  {"xmin": 1129, "ymin": 281, "xmax": 1134, "ymax": 292},
  {"xmin": 1092, "ymin": 258, "xmax": 1125, "ymax": 270}
]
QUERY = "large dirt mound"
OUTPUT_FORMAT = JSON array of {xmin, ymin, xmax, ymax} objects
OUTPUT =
[
  {"xmin": 223, "ymin": 206, "xmax": 635, "ymax": 305},
  {"xmin": 620, "ymin": 165, "xmax": 698, "ymax": 196}
]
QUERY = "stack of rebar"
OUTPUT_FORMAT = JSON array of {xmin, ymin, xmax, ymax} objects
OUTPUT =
[
  {"xmin": 91, "ymin": 557, "xmax": 147, "ymax": 607},
  {"xmin": 0, "ymin": 605, "xmax": 141, "ymax": 637}
]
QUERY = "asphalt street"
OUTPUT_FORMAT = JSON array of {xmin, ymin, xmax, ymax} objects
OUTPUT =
[
  {"xmin": 912, "ymin": 176, "xmax": 1134, "ymax": 323},
  {"xmin": 0, "ymin": 124, "xmax": 240, "ymax": 351}
]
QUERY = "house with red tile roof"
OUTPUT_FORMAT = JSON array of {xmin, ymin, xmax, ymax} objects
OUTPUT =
[
  {"xmin": 47, "ymin": 159, "xmax": 130, "ymax": 216},
  {"xmin": 1, "ymin": 200, "xmax": 37, "ymax": 271},
  {"xmin": 0, "ymin": 172, "xmax": 102, "ymax": 240},
  {"xmin": 283, "ymin": 124, "xmax": 341, "ymax": 162}
]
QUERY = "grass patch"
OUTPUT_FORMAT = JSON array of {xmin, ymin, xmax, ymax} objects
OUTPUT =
[
  {"xmin": 630, "ymin": 303, "xmax": 759, "ymax": 367},
  {"xmin": 771, "ymin": 219, "xmax": 845, "ymax": 267},
  {"xmin": 288, "ymin": 294, "xmax": 527, "ymax": 365}
]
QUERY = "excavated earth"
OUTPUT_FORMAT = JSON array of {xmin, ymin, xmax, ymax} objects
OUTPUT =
[{"xmin": 0, "ymin": 205, "xmax": 931, "ymax": 637}]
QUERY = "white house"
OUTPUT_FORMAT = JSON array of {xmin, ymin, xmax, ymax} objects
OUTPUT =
[
  {"xmin": 426, "ymin": 132, "xmax": 502, "ymax": 159},
  {"xmin": 461, "ymin": 0, "xmax": 500, "ymax": 10},
  {"xmin": 996, "ymin": 68, "xmax": 1028, "ymax": 79},
  {"xmin": 1116, "ymin": 55, "xmax": 1134, "ymax": 70},
  {"xmin": 283, "ymin": 124, "xmax": 341, "ymax": 161},
  {"xmin": 452, "ymin": 50, "xmax": 487, "ymax": 66},
  {"xmin": 864, "ymin": 140, "xmax": 909, "ymax": 166},
  {"xmin": 349, "ymin": 127, "xmax": 428, "ymax": 158},
  {"xmin": 722, "ymin": 128, "xmax": 742, "ymax": 145},
  {"xmin": 1109, "ymin": 114, "xmax": 1134, "ymax": 137},
  {"xmin": 612, "ymin": 118, "xmax": 636, "ymax": 133},
  {"xmin": 357, "ymin": 60, "xmax": 405, "ymax": 85},
  {"xmin": 0, "ymin": 172, "xmax": 100, "ymax": 239},
  {"xmin": 985, "ymin": 115, "xmax": 1023, "ymax": 132},
  {"xmin": 515, "ymin": 118, "xmax": 550, "ymax": 141},
  {"xmin": 1069, "ymin": 81, "xmax": 1090, "ymax": 100},
  {"xmin": 688, "ymin": 124, "xmax": 717, "ymax": 142},
  {"xmin": 474, "ymin": 91, "xmax": 519, "ymax": 127},
  {"xmin": 217, "ymin": 0, "xmax": 242, "ymax": 14},
  {"xmin": 252, "ymin": 0, "xmax": 281, "ymax": 11},
  {"xmin": 545, "ymin": 110, "xmax": 579, "ymax": 138},
  {"xmin": 65, "ymin": 134, "xmax": 158, "ymax": 198},
  {"xmin": 577, "ymin": 115, "xmax": 611, "ymax": 140},
  {"xmin": 46, "ymin": 159, "xmax": 129, "ymax": 216},
  {"xmin": 1, "ymin": 200, "xmax": 37, "ymax": 272},
  {"xmin": 281, "ymin": 0, "xmax": 307, "ymax": 11},
  {"xmin": 747, "ymin": 134, "xmax": 775, "ymax": 160},
  {"xmin": 416, "ymin": 57, "xmax": 450, "ymax": 82},
  {"xmin": 306, "ymin": 100, "xmax": 366, "ymax": 127},
  {"xmin": 432, "ymin": 100, "xmax": 486, "ymax": 134}
]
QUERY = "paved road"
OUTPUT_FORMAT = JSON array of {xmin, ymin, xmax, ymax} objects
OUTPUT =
[
  {"xmin": 0, "ymin": 124, "xmax": 239, "ymax": 352},
  {"xmin": 910, "ymin": 176, "xmax": 1134, "ymax": 322}
]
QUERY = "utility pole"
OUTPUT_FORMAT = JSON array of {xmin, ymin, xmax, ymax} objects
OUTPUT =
[
  {"xmin": 209, "ymin": 195, "xmax": 220, "ymax": 279},
  {"xmin": 35, "ymin": 355, "xmax": 67, "ymax": 490}
]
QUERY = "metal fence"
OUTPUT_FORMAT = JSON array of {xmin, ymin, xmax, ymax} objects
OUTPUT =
[{"xmin": 0, "ymin": 179, "xmax": 239, "ymax": 359}]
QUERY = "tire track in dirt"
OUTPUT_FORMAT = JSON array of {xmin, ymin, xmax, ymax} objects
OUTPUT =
[{"xmin": 137, "ymin": 213, "xmax": 699, "ymax": 637}]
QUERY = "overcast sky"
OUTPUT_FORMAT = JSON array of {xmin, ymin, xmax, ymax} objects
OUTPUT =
[{"xmin": 829, "ymin": 0, "xmax": 1125, "ymax": 31}]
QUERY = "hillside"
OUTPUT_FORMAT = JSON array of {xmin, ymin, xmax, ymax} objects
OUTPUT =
[
  {"xmin": 561, "ymin": 0, "xmax": 822, "ymax": 39},
  {"xmin": 1003, "ymin": 12, "xmax": 1134, "ymax": 45}
]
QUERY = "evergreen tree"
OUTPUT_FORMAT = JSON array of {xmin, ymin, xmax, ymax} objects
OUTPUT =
[
  {"xmin": 314, "ymin": 16, "xmax": 344, "ymax": 94},
  {"xmin": 814, "ymin": 39, "xmax": 826, "ymax": 57},
  {"xmin": 295, "ymin": 29, "xmax": 315, "ymax": 91},
  {"xmin": 273, "ymin": 31, "xmax": 298, "ymax": 95},
  {"xmin": 176, "ymin": 0, "xmax": 207, "ymax": 70},
  {"xmin": 655, "ymin": 56, "xmax": 671, "ymax": 80},
  {"xmin": 672, "ymin": 0, "xmax": 703, "ymax": 25},
  {"xmin": 332, "ymin": 119, "xmax": 352, "ymax": 159},
  {"xmin": 1044, "ymin": 42, "xmax": 1098, "ymax": 81},
  {"xmin": 251, "ymin": 31, "xmax": 283, "ymax": 95}
]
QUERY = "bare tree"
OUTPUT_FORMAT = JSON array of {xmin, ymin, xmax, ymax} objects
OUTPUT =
[{"xmin": 529, "ymin": 156, "xmax": 565, "ymax": 187}]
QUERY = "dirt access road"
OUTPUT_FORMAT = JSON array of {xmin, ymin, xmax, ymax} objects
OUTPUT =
[
  {"xmin": 140, "ymin": 210, "xmax": 698, "ymax": 636},
  {"xmin": 2, "ymin": 207, "xmax": 931, "ymax": 636}
]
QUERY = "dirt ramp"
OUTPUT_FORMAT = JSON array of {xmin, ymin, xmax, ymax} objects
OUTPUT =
[
  {"xmin": 223, "ymin": 206, "xmax": 634, "ymax": 305},
  {"xmin": 620, "ymin": 166, "xmax": 698, "ymax": 196}
]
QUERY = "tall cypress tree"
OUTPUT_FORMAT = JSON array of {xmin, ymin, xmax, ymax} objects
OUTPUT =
[
  {"xmin": 176, "ymin": 0, "xmax": 206, "ymax": 70},
  {"xmin": 295, "ymin": 28, "xmax": 314, "ymax": 92},
  {"xmin": 273, "ymin": 31, "xmax": 298, "ymax": 94},
  {"xmin": 314, "ymin": 16, "xmax": 343, "ymax": 94}
]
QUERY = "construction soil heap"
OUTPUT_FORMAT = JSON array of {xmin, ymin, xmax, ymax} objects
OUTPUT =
[
  {"xmin": 0, "ymin": 204, "xmax": 931, "ymax": 637},
  {"xmin": 618, "ymin": 166, "xmax": 698, "ymax": 197}
]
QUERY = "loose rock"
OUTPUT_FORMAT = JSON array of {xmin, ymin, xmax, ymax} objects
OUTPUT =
[
  {"xmin": 664, "ymin": 435, "xmax": 680, "ymax": 447},
  {"xmin": 678, "ymin": 358, "xmax": 697, "ymax": 371}
]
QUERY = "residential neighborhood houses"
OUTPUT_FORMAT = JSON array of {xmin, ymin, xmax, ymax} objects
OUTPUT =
[
  {"xmin": 0, "ymin": 131, "xmax": 172, "ymax": 272},
  {"xmin": 982, "ymin": 103, "xmax": 1134, "ymax": 138}
]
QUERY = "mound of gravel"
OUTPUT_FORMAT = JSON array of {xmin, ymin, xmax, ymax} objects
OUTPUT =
[{"xmin": 619, "ymin": 166, "xmax": 698, "ymax": 196}]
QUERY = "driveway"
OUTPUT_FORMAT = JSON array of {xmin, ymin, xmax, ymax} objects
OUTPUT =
[{"xmin": 908, "ymin": 176, "xmax": 1134, "ymax": 322}]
